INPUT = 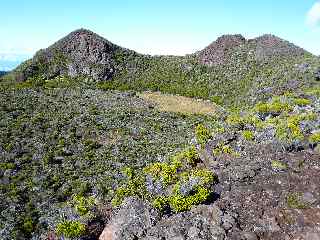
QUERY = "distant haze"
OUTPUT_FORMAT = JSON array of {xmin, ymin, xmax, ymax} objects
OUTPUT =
[{"xmin": 0, "ymin": 53, "xmax": 30, "ymax": 71}]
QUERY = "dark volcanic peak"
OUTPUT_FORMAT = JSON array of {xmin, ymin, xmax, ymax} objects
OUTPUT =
[
  {"xmin": 253, "ymin": 34, "xmax": 306, "ymax": 61},
  {"xmin": 198, "ymin": 34, "xmax": 246, "ymax": 65},
  {"xmin": 198, "ymin": 33, "xmax": 308, "ymax": 66},
  {"xmin": 16, "ymin": 28, "xmax": 136, "ymax": 82},
  {"xmin": 48, "ymin": 28, "xmax": 120, "ymax": 55}
]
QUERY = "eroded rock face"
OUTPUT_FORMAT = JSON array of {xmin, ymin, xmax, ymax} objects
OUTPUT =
[
  {"xmin": 100, "ymin": 199, "xmax": 231, "ymax": 240},
  {"xmin": 214, "ymin": 146, "xmax": 320, "ymax": 240},
  {"xmin": 99, "ymin": 197, "xmax": 160, "ymax": 240},
  {"xmin": 142, "ymin": 204, "xmax": 226, "ymax": 240}
]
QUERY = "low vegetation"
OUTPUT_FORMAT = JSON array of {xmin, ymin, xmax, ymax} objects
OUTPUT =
[{"xmin": 0, "ymin": 87, "xmax": 215, "ymax": 239}]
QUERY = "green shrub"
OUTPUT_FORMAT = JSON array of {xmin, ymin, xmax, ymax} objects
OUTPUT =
[
  {"xmin": 111, "ymin": 168, "xmax": 147, "ymax": 207},
  {"xmin": 271, "ymin": 160, "xmax": 287, "ymax": 170},
  {"xmin": 212, "ymin": 143, "xmax": 239, "ymax": 157},
  {"xmin": 56, "ymin": 220, "xmax": 86, "ymax": 238},
  {"xmin": 286, "ymin": 193, "xmax": 307, "ymax": 209},
  {"xmin": 83, "ymin": 139, "xmax": 101, "ymax": 150},
  {"xmin": 153, "ymin": 196, "xmax": 168, "ymax": 211},
  {"xmin": 4, "ymin": 142, "xmax": 14, "ymax": 151},
  {"xmin": 71, "ymin": 181, "xmax": 91, "ymax": 196},
  {"xmin": 152, "ymin": 186, "xmax": 211, "ymax": 213},
  {"xmin": 293, "ymin": 98, "xmax": 311, "ymax": 106},
  {"xmin": 169, "ymin": 146, "xmax": 200, "ymax": 167},
  {"xmin": 309, "ymin": 132, "xmax": 320, "ymax": 144},
  {"xmin": 143, "ymin": 162, "xmax": 179, "ymax": 185},
  {"xmin": 12, "ymin": 81, "xmax": 34, "ymax": 90},
  {"xmin": 22, "ymin": 217, "xmax": 35, "ymax": 235},
  {"xmin": 153, "ymin": 169, "xmax": 217, "ymax": 212},
  {"xmin": 0, "ymin": 162, "xmax": 16, "ymax": 170},
  {"xmin": 287, "ymin": 116, "xmax": 304, "ymax": 140},
  {"xmin": 274, "ymin": 113, "xmax": 315, "ymax": 142},
  {"xmin": 254, "ymin": 102, "xmax": 269, "ymax": 113},
  {"xmin": 242, "ymin": 130, "xmax": 254, "ymax": 141},
  {"xmin": 72, "ymin": 195, "xmax": 95, "ymax": 216},
  {"xmin": 114, "ymin": 147, "xmax": 217, "ymax": 212},
  {"xmin": 169, "ymin": 186, "xmax": 210, "ymax": 212},
  {"xmin": 211, "ymin": 95, "xmax": 223, "ymax": 105},
  {"xmin": 195, "ymin": 124, "xmax": 211, "ymax": 146},
  {"xmin": 187, "ymin": 169, "xmax": 216, "ymax": 184},
  {"xmin": 183, "ymin": 146, "xmax": 200, "ymax": 166},
  {"xmin": 226, "ymin": 114, "xmax": 245, "ymax": 127},
  {"xmin": 305, "ymin": 86, "xmax": 320, "ymax": 97},
  {"xmin": 255, "ymin": 97, "xmax": 292, "ymax": 114}
]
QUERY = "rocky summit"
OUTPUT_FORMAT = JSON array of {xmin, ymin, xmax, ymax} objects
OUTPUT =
[
  {"xmin": 0, "ymin": 29, "xmax": 320, "ymax": 240},
  {"xmin": 197, "ymin": 34, "xmax": 246, "ymax": 65},
  {"xmin": 13, "ymin": 29, "xmax": 138, "ymax": 82},
  {"xmin": 197, "ymin": 34, "xmax": 306, "ymax": 66}
]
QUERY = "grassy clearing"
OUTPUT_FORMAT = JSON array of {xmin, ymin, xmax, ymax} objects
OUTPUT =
[{"xmin": 139, "ymin": 91, "xmax": 217, "ymax": 116}]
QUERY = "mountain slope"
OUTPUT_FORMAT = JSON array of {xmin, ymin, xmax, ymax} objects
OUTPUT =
[{"xmin": 3, "ymin": 29, "xmax": 320, "ymax": 107}]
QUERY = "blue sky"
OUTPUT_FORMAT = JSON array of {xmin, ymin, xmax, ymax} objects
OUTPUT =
[{"xmin": 1, "ymin": 0, "xmax": 320, "ymax": 69}]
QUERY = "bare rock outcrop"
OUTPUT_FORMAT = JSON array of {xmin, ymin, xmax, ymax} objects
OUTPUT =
[
  {"xmin": 198, "ymin": 34, "xmax": 307, "ymax": 66},
  {"xmin": 99, "ymin": 197, "xmax": 160, "ymax": 240},
  {"xmin": 99, "ymin": 198, "xmax": 229, "ymax": 240},
  {"xmin": 254, "ymin": 34, "xmax": 306, "ymax": 61},
  {"xmin": 198, "ymin": 34, "xmax": 246, "ymax": 66}
]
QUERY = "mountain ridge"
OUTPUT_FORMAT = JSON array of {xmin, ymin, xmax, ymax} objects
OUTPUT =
[{"xmin": 2, "ymin": 29, "xmax": 320, "ymax": 107}]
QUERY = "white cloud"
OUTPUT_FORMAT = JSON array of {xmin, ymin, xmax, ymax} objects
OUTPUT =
[{"xmin": 306, "ymin": 2, "xmax": 320, "ymax": 27}]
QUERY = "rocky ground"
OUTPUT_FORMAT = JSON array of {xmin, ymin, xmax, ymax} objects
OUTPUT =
[
  {"xmin": 98, "ymin": 88, "xmax": 320, "ymax": 240},
  {"xmin": 101, "ymin": 150, "xmax": 320, "ymax": 240}
]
